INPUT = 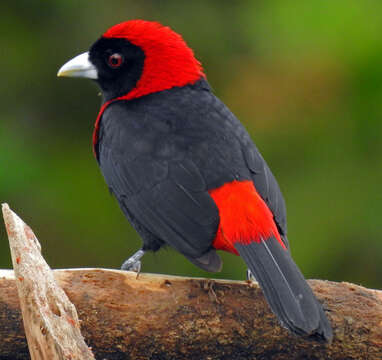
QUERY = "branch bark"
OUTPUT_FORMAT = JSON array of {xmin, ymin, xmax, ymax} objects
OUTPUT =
[{"xmin": 1, "ymin": 205, "xmax": 382, "ymax": 359}]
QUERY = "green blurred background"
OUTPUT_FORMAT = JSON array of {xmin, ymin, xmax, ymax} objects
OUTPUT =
[{"xmin": 1, "ymin": 1, "xmax": 381, "ymax": 288}]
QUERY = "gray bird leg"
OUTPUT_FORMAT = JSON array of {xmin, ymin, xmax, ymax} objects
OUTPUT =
[{"xmin": 121, "ymin": 249, "xmax": 145, "ymax": 274}]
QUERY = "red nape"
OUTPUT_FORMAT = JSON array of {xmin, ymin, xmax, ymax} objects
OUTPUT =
[
  {"xmin": 208, "ymin": 180, "xmax": 285, "ymax": 255},
  {"xmin": 103, "ymin": 20, "xmax": 205, "ymax": 101}
]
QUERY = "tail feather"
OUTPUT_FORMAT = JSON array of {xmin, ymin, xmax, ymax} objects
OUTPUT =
[{"xmin": 235, "ymin": 236, "xmax": 332, "ymax": 342}]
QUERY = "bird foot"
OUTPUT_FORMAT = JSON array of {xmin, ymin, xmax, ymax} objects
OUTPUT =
[
  {"xmin": 121, "ymin": 249, "xmax": 145, "ymax": 277},
  {"xmin": 121, "ymin": 259, "xmax": 142, "ymax": 272}
]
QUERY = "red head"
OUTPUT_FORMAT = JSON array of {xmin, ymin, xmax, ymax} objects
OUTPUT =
[
  {"xmin": 102, "ymin": 20, "xmax": 205, "ymax": 100},
  {"xmin": 57, "ymin": 20, "xmax": 206, "ymax": 154},
  {"xmin": 58, "ymin": 20, "xmax": 205, "ymax": 102}
]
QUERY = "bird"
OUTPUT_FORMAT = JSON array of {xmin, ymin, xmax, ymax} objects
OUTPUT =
[{"xmin": 58, "ymin": 19, "xmax": 332, "ymax": 341}]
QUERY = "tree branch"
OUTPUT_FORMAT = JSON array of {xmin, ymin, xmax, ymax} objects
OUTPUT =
[{"xmin": 1, "ymin": 205, "xmax": 382, "ymax": 359}]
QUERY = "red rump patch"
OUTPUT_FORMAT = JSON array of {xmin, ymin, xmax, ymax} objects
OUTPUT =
[
  {"xmin": 93, "ymin": 20, "xmax": 205, "ymax": 154},
  {"xmin": 208, "ymin": 180, "xmax": 286, "ymax": 255}
]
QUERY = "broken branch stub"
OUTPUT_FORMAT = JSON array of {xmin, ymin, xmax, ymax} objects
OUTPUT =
[{"xmin": 2, "ymin": 203, "xmax": 94, "ymax": 360}]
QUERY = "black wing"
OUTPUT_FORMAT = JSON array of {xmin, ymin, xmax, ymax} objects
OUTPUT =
[
  {"xmin": 97, "ymin": 99, "xmax": 222, "ymax": 271},
  {"xmin": 97, "ymin": 80, "xmax": 288, "ymax": 268}
]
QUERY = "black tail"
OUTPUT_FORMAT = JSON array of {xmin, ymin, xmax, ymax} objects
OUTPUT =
[{"xmin": 235, "ymin": 236, "xmax": 332, "ymax": 342}]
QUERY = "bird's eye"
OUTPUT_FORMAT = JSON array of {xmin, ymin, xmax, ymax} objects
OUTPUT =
[{"xmin": 107, "ymin": 53, "xmax": 123, "ymax": 68}]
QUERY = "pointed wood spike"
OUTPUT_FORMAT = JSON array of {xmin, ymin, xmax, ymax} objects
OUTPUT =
[{"xmin": 2, "ymin": 203, "xmax": 95, "ymax": 360}]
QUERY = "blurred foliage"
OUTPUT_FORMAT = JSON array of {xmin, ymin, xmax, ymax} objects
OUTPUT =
[{"xmin": 1, "ymin": 1, "xmax": 381, "ymax": 288}]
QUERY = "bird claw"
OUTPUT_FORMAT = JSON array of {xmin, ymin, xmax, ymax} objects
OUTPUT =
[
  {"xmin": 120, "ymin": 249, "xmax": 145, "ymax": 278},
  {"xmin": 246, "ymin": 269, "xmax": 257, "ymax": 282}
]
